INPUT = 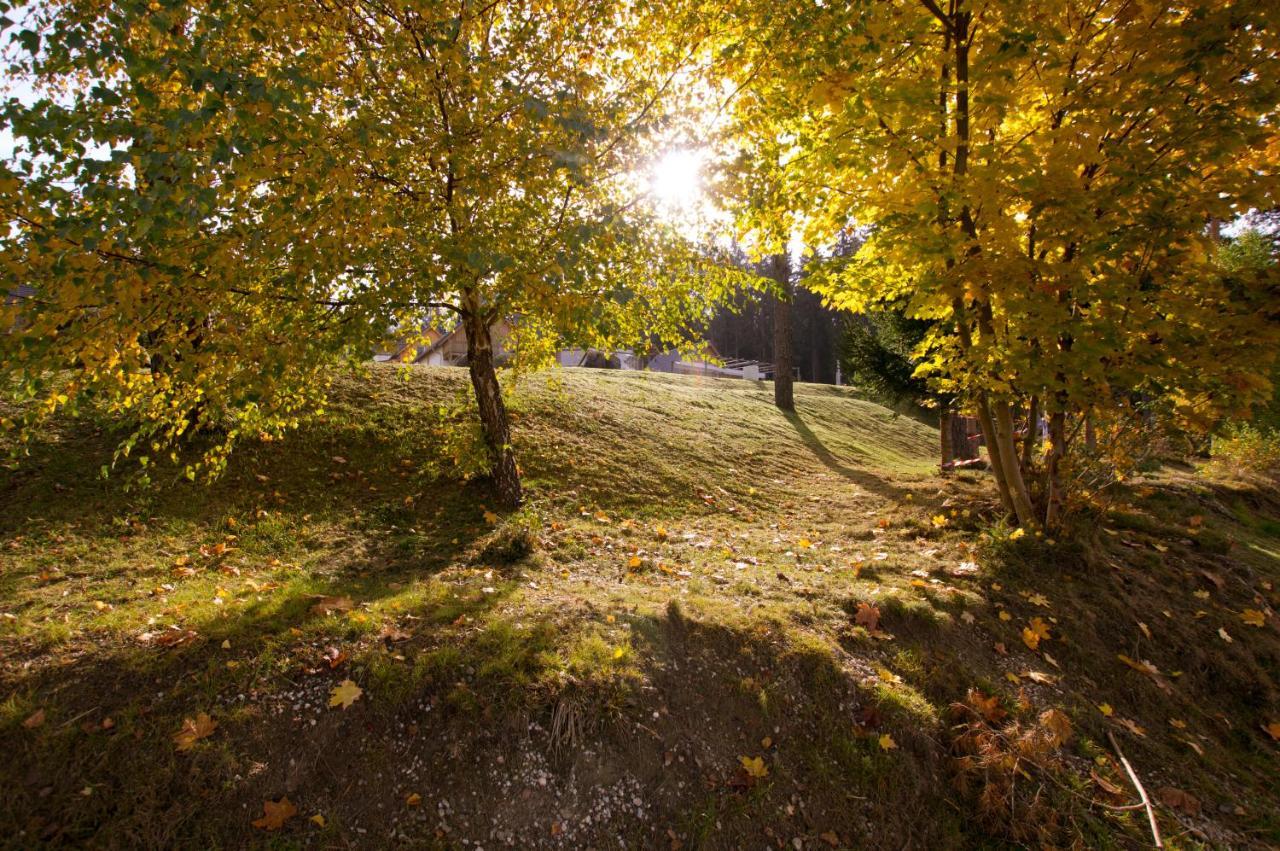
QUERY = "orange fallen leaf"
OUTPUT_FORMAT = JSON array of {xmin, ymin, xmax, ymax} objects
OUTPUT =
[
  {"xmin": 1156, "ymin": 786, "xmax": 1200, "ymax": 815},
  {"xmin": 310, "ymin": 596, "xmax": 354, "ymax": 616},
  {"xmin": 23, "ymin": 709, "xmax": 45, "ymax": 729},
  {"xmin": 1240, "ymin": 609, "xmax": 1266, "ymax": 628},
  {"xmin": 174, "ymin": 712, "xmax": 218, "ymax": 751},
  {"xmin": 854, "ymin": 602, "xmax": 881, "ymax": 633},
  {"xmin": 253, "ymin": 797, "xmax": 297, "ymax": 830}
]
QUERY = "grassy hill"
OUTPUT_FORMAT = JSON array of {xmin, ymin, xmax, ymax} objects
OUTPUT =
[{"xmin": 1, "ymin": 366, "xmax": 1278, "ymax": 848}]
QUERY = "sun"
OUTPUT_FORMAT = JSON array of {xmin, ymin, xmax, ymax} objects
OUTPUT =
[{"xmin": 650, "ymin": 148, "xmax": 704, "ymax": 210}]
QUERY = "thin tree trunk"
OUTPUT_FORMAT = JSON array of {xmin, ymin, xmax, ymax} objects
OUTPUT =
[
  {"xmin": 1044, "ymin": 410, "xmax": 1067, "ymax": 528},
  {"xmin": 940, "ymin": 405, "xmax": 954, "ymax": 470},
  {"xmin": 975, "ymin": 396, "xmax": 1017, "ymax": 517},
  {"xmin": 952, "ymin": 414, "xmax": 978, "ymax": 460},
  {"xmin": 1085, "ymin": 415, "xmax": 1097, "ymax": 452},
  {"xmin": 771, "ymin": 253, "xmax": 794, "ymax": 412},
  {"xmin": 463, "ymin": 308, "xmax": 522, "ymax": 508},
  {"xmin": 991, "ymin": 400, "xmax": 1038, "ymax": 527},
  {"xmin": 1022, "ymin": 395, "xmax": 1039, "ymax": 467}
]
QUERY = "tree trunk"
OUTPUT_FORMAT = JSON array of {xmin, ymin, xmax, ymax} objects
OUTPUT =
[
  {"xmin": 952, "ymin": 414, "xmax": 978, "ymax": 460},
  {"xmin": 991, "ymin": 400, "xmax": 1038, "ymax": 527},
  {"xmin": 1044, "ymin": 410, "xmax": 1067, "ymax": 529},
  {"xmin": 463, "ymin": 309, "xmax": 522, "ymax": 508},
  {"xmin": 1021, "ymin": 395, "xmax": 1039, "ymax": 467},
  {"xmin": 940, "ymin": 406, "xmax": 954, "ymax": 470},
  {"xmin": 1085, "ymin": 415, "xmax": 1097, "ymax": 453},
  {"xmin": 975, "ymin": 396, "xmax": 1017, "ymax": 517},
  {"xmin": 771, "ymin": 253, "xmax": 794, "ymax": 411}
]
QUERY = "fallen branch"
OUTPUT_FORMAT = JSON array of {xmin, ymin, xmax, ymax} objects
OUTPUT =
[{"xmin": 1108, "ymin": 731, "xmax": 1163, "ymax": 848}]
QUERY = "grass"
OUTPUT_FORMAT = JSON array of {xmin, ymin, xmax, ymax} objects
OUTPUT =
[{"xmin": 1, "ymin": 364, "xmax": 1278, "ymax": 848}]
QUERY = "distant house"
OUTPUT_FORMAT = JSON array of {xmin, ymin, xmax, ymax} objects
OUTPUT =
[
  {"xmin": 374, "ymin": 319, "xmax": 516, "ymax": 367},
  {"xmin": 374, "ymin": 319, "xmax": 785, "ymax": 381},
  {"xmin": 373, "ymin": 326, "xmax": 449, "ymax": 364}
]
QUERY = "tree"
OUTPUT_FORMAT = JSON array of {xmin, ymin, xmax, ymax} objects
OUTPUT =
[
  {"xmin": 718, "ymin": 0, "xmax": 1280, "ymax": 528},
  {"xmin": 769, "ymin": 252, "xmax": 794, "ymax": 410},
  {"xmin": 0, "ymin": 0, "xmax": 734, "ymax": 505}
]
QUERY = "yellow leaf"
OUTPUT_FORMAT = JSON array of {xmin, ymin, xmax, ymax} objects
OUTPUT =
[
  {"xmin": 1022, "ymin": 617, "xmax": 1051, "ymax": 650},
  {"xmin": 798, "ymin": 538, "xmax": 813, "ymax": 549},
  {"xmin": 329, "ymin": 679, "xmax": 363, "ymax": 709},
  {"xmin": 998, "ymin": 610, "xmax": 1012, "ymax": 621},
  {"xmin": 1240, "ymin": 609, "xmax": 1266, "ymax": 627},
  {"xmin": 310, "ymin": 814, "xmax": 326, "ymax": 828},
  {"xmin": 405, "ymin": 792, "xmax": 422, "ymax": 806},
  {"xmin": 931, "ymin": 514, "xmax": 948, "ymax": 528},
  {"xmin": 174, "ymin": 712, "xmax": 218, "ymax": 751},
  {"xmin": 1009, "ymin": 528, "xmax": 1026, "ymax": 540},
  {"xmin": 878, "ymin": 733, "xmax": 897, "ymax": 751},
  {"xmin": 739, "ymin": 755, "xmax": 768, "ymax": 778},
  {"xmin": 628, "ymin": 556, "xmax": 642, "ymax": 569},
  {"xmin": 1098, "ymin": 703, "xmax": 1114, "ymax": 717},
  {"xmin": 483, "ymin": 510, "xmax": 498, "ymax": 525}
]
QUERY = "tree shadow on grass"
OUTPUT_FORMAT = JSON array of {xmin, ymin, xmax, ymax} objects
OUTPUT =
[{"xmin": 783, "ymin": 410, "xmax": 910, "ymax": 502}]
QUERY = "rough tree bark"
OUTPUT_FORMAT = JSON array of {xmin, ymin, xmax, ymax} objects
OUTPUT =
[
  {"xmin": 770, "ymin": 252, "xmax": 794, "ymax": 412},
  {"xmin": 940, "ymin": 406, "xmax": 954, "ymax": 469},
  {"xmin": 462, "ymin": 303, "xmax": 522, "ymax": 508}
]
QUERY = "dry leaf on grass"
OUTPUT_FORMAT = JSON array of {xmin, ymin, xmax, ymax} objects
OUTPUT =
[{"xmin": 253, "ymin": 797, "xmax": 297, "ymax": 830}]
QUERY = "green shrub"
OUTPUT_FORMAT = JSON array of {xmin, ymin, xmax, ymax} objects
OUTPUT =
[{"xmin": 1212, "ymin": 423, "xmax": 1280, "ymax": 478}]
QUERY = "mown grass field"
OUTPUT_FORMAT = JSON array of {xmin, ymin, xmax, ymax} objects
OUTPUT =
[{"xmin": 1, "ymin": 365, "xmax": 1278, "ymax": 849}]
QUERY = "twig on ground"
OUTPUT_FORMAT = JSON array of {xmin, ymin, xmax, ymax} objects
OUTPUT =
[{"xmin": 1108, "ymin": 731, "xmax": 1163, "ymax": 848}]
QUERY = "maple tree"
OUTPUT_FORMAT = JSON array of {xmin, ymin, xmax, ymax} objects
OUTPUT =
[
  {"xmin": 0, "ymin": 0, "xmax": 737, "ymax": 505},
  {"xmin": 718, "ymin": 0, "xmax": 1280, "ymax": 528}
]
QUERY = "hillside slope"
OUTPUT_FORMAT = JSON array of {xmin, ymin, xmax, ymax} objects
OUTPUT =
[{"xmin": 1, "ymin": 366, "xmax": 1278, "ymax": 849}]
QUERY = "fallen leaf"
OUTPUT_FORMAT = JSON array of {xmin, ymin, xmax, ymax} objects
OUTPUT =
[
  {"xmin": 1028, "ymin": 593, "xmax": 1050, "ymax": 607},
  {"xmin": 1040, "ymin": 708, "xmax": 1073, "ymax": 746},
  {"xmin": 1091, "ymin": 769, "xmax": 1126, "ymax": 797},
  {"xmin": 1264, "ymin": 721, "xmax": 1280, "ymax": 741},
  {"xmin": 310, "ymin": 596, "xmax": 354, "ymax": 616},
  {"xmin": 174, "ymin": 712, "xmax": 218, "ymax": 751},
  {"xmin": 483, "ymin": 510, "xmax": 499, "ymax": 525},
  {"xmin": 1098, "ymin": 703, "xmax": 1114, "ymax": 717},
  {"xmin": 253, "ymin": 797, "xmax": 297, "ymax": 830},
  {"xmin": 1156, "ymin": 787, "xmax": 1201, "ymax": 815},
  {"xmin": 1022, "ymin": 617, "xmax": 1051, "ymax": 650},
  {"xmin": 309, "ymin": 814, "xmax": 326, "ymax": 828},
  {"xmin": 23, "ymin": 709, "xmax": 45, "ymax": 729},
  {"xmin": 820, "ymin": 831, "xmax": 840, "ymax": 847},
  {"xmin": 739, "ymin": 755, "xmax": 768, "ymax": 778},
  {"xmin": 1240, "ymin": 609, "xmax": 1266, "ymax": 628},
  {"xmin": 968, "ymin": 690, "xmax": 1006, "ymax": 724},
  {"xmin": 329, "ymin": 679, "xmax": 363, "ymax": 709},
  {"xmin": 854, "ymin": 602, "xmax": 881, "ymax": 633},
  {"xmin": 878, "ymin": 733, "xmax": 897, "ymax": 751},
  {"xmin": 405, "ymin": 792, "xmax": 422, "ymax": 806},
  {"xmin": 1115, "ymin": 717, "xmax": 1147, "ymax": 737}
]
